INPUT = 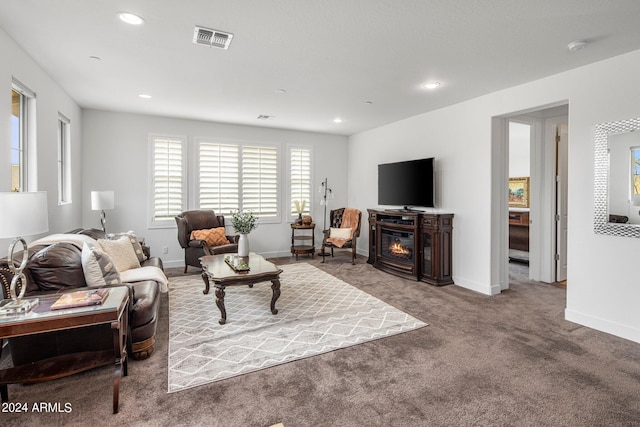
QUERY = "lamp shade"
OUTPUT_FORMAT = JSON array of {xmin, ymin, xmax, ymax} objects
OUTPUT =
[
  {"xmin": 0, "ymin": 192, "xmax": 49, "ymax": 238},
  {"xmin": 91, "ymin": 190, "xmax": 115, "ymax": 210}
]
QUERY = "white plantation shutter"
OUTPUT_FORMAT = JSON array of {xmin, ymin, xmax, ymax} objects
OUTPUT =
[
  {"xmin": 199, "ymin": 142, "xmax": 239, "ymax": 213},
  {"xmin": 152, "ymin": 136, "xmax": 185, "ymax": 222},
  {"xmin": 290, "ymin": 147, "xmax": 311, "ymax": 215},
  {"xmin": 242, "ymin": 145, "xmax": 278, "ymax": 217}
]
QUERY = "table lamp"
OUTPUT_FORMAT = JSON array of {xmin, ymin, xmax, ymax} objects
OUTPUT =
[
  {"xmin": 0, "ymin": 192, "xmax": 49, "ymax": 313},
  {"xmin": 91, "ymin": 190, "xmax": 114, "ymax": 232}
]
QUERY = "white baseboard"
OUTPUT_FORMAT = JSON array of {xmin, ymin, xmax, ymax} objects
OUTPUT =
[
  {"xmin": 162, "ymin": 259, "xmax": 184, "ymax": 269},
  {"xmin": 453, "ymin": 275, "xmax": 499, "ymax": 295},
  {"xmin": 565, "ymin": 308, "xmax": 640, "ymax": 344}
]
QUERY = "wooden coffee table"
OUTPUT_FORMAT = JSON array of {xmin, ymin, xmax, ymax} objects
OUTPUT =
[
  {"xmin": 199, "ymin": 252, "xmax": 283, "ymax": 325},
  {"xmin": 0, "ymin": 286, "xmax": 129, "ymax": 414}
]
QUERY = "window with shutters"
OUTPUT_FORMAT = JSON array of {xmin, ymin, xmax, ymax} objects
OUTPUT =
[
  {"xmin": 289, "ymin": 146, "xmax": 312, "ymax": 217},
  {"xmin": 196, "ymin": 140, "xmax": 279, "ymax": 218},
  {"xmin": 198, "ymin": 141, "xmax": 239, "ymax": 212},
  {"xmin": 151, "ymin": 137, "xmax": 299, "ymax": 227},
  {"xmin": 242, "ymin": 145, "xmax": 279, "ymax": 218},
  {"xmin": 150, "ymin": 135, "xmax": 186, "ymax": 227}
]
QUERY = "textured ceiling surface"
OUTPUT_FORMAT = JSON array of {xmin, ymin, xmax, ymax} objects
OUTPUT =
[{"xmin": 2, "ymin": 0, "xmax": 640, "ymax": 135}]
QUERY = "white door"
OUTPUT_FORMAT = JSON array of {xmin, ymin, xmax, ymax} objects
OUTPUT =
[{"xmin": 556, "ymin": 124, "xmax": 568, "ymax": 282}]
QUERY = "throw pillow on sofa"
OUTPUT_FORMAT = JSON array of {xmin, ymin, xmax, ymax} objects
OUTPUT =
[
  {"xmin": 28, "ymin": 242, "xmax": 87, "ymax": 292},
  {"xmin": 107, "ymin": 230, "xmax": 147, "ymax": 263},
  {"xmin": 98, "ymin": 236, "xmax": 141, "ymax": 272},
  {"xmin": 82, "ymin": 242, "xmax": 121, "ymax": 287},
  {"xmin": 190, "ymin": 227, "xmax": 229, "ymax": 246}
]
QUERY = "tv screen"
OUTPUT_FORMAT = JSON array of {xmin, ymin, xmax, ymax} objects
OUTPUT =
[{"xmin": 378, "ymin": 157, "xmax": 435, "ymax": 209}]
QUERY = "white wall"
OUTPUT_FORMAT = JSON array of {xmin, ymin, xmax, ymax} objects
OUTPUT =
[
  {"xmin": 81, "ymin": 110, "xmax": 348, "ymax": 267},
  {"xmin": 0, "ymin": 27, "xmax": 82, "ymax": 248},
  {"xmin": 348, "ymin": 49, "xmax": 640, "ymax": 343},
  {"xmin": 508, "ymin": 121, "xmax": 531, "ymax": 178}
]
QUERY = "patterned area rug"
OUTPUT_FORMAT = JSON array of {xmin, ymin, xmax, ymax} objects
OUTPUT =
[{"xmin": 167, "ymin": 263, "xmax": 427, "ymax": 393}]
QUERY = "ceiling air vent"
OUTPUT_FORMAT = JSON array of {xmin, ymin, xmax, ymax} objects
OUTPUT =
[{"xmin": 193, "ymin": 26, "xmax": 233, "ymax": 49}]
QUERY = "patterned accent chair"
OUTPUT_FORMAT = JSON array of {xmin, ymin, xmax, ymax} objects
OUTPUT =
[
  {"xmin": 321, "ymin": 208, "xmax": 362, "ymax": 265},
  {"xmin": 175, "ymin": 210, "xmax": 238, "ymax": 273}
]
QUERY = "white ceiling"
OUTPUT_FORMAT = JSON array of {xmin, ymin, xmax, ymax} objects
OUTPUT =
[{"xmin": 2, "ymin": 0, "xmax": 640, "ymax": 136}]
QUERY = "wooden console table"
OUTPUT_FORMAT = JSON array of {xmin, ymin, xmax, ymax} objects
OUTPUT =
[
  {"xmin": 368, "ymin": 209, "xmax": 454, "ymax": 285},
  {"xmin": 508, "ymin": 210, "xmax": 530, "ymax": 252},
  {"xmin": 0, "ymin": 287, "xmax": 130, "ymax": 414}
]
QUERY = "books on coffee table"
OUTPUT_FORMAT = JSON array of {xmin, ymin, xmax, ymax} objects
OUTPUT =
[{"xmin": 51, "ymin": 288, "xmax": 109, "ymax": 310}]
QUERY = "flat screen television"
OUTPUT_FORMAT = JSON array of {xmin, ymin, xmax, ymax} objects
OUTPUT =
[{"xmin": 378, "ymin": 157, "xmax": 435, "ymax": 210}]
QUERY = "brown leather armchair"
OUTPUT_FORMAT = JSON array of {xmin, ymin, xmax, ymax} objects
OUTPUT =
[
  {"xmin": 175, "ymin": 210, "xmax": 238, "ymax": 272},
  {"xmin": 321, "ymin": 208, "xmax": 362, "ymax": 265}
]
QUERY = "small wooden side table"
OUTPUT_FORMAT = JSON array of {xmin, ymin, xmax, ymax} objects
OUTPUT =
[
  {"xmin": 0, "ymin": 286, "xmax": 130, "ymax": 414},
  {"xmin": 291, "ymin": 223, "xmax": 315, "ymax": 260}
]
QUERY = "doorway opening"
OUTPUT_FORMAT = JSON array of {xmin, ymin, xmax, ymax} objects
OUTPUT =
[{"xmin": 491, "ymin": 103, "xmax": 568, "ymax": 292}]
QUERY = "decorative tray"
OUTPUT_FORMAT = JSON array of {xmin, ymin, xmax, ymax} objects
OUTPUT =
[{"xmin": 224, "ymin": 256, "xmax": 250, "ymax": 272}]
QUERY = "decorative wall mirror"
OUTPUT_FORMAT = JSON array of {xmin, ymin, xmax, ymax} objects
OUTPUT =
[{"xmin": 594, "ymin": 117, "xmax": 640, "ymax": 237}]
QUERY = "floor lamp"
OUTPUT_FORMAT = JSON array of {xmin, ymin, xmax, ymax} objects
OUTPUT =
[
  {"xmin": 91, "ymin": 190, "xmax": 114, "ymax": 232},
  {"xmin": 318, "ymin": 178, "xmax": 333, "ymax": 257},
  {"xmin": 0, "ymin": 192, "xmax": 49, "ymax": 314}
]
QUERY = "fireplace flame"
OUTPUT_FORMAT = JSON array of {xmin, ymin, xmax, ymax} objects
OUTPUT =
[{"xmin": 389, "ymin": 242, "xmax": 410, "ymax": 257}]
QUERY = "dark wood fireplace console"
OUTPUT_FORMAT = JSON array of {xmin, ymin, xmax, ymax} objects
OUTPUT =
[{"xmin": 367, "ymin": 209, "xmax": 453, "ymax": 286}]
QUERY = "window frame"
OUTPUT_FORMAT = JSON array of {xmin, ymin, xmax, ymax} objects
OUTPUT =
[
  {"xmin": 194, "ymin": 138, "xmax": 281, "ymax": 224},
  {"xmin": 11, "ymin": 78, "xmax": 36, "ymax": 192},
  {"xmin": 57, "ymin": 113, "xmax": 72, "ymax": 204},
  {"xmin": 194, "ymin": 137, "xmax": 240, "ymax": 214},
  {"xmin": 148, "ymin": 134, "xmax": 187, "ymax": 229},
  {"xmin": 631, "ymin": 146, "xmax": 640, "ymax": 199},
  {"xmin": 241, "ymin": 143, "xmax": 280, "ymax": 222},
  {"xmin": 288, "ymin": 145, "xmax": 313, "ymax": 222}
]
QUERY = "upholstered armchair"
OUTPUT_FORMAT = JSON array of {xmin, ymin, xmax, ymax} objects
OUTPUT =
[
  {"xmin": 175, "ymin": 210, "xmax": 238, "ymax": 273},
  {"xmin": 321, "ymin": 207, "xmax": 362, "ymax": 264}
]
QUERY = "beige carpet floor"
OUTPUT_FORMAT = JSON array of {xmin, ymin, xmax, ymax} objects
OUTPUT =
[{"xmin": 1, "ymin": 254, "xmax": 639, "ymax": 426}]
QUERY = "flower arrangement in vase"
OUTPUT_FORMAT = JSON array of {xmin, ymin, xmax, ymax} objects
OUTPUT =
[
  {"xmin": 231, "ymin": 210, "xmax": 257, "ymax": 234},
  {"xmin": 230, "ymin": 210, "xmax": 257, "ymax": 256}
]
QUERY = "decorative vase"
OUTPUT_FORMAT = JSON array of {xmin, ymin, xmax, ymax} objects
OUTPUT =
[
  {"xmin": 297, "ymin": 213, "xmax": 303, "ymax": 225},
  {"xmin": 237, "ymin": 233, "xmax": 249, "ymax": 257}
]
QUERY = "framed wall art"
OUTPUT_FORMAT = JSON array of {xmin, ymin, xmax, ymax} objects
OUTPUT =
[{"xmin": 508, "ymin": 177, "xmax": 530, "ymax": 208}]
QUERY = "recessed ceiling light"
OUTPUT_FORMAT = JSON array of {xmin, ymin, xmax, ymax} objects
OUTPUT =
[
  {"xmin": 275, "ymin": 89, "xmax": 287, "ymax": 94},
  {"xmin": 567, "ymin": 40, "xmax": 588, "ymax": 52},
  {"xmin": 138, "ymin": 94, "xmax": 152, "ymax": 99},
  {"xmin": 364, "ymin": 101, "xmax": 373, "ymax": 105},
  {"xmin": 422, "ymin": 82, "xmax": 441, "ymax": 89},
  {"xmin": 333, "ymin": 118, "xmax": 343, "ymax": 123},
  {"xmin": 118, "ymin": 12, "xmax": 145, "ymax": 25},
  {"xmin": 89, "ymin": 56, "xmax": 101, "ymax": 61}
]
